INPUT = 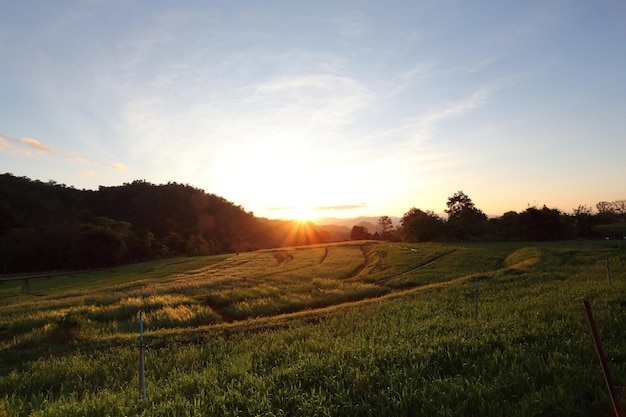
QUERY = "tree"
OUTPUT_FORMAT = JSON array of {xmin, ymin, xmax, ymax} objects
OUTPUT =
[
  {"xmin": 596, "ymin": 200, "xmax": 626, "ymax": 223},
  {"xmin": 377, "ymin": 216, "xmax": 394, "ymax": 239},
  {"xmin": 445, "ymin": 191, "xmax": 487, "ymax": 239},
  {"xmin": 596, "ymin": 201, "xmax": 618, "ymax": 224},
  {"xmin": 572, "ymin": 205, "xmax": 594, "ymax": 238},
  {"xmin": 350, "ymin": 225, "xmax": 371, "ymax": 240},
  {"xmin": 185, "ymin": 232, "xmax": 213, "ymax": 256},
  {"xmin": 400, "ymin": 208, "xmax": 444, "ymax": 242},
  {"xmin": 613, "ymin": 200, "xmax": 626, "ymax": 222},
  {"xmin": 77, "ymin": 226, "xmax": 126, "ymax": 268},
  {"xmin": 491, "ymin": 211, "xmax": 520, "ymax": 240},
  {"xmin": 518, "ymin": 206, "xmax": 564, "ymax": 241}
]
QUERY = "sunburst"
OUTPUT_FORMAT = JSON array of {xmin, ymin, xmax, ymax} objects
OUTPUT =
[{"xmin": 286, "ymin": 205, "xmax": 317, "ymax": 222}]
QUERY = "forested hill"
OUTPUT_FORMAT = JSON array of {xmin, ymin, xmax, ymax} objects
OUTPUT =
[{"xmin": 0, "ymin": 173, "xmax": 330, "ymax": 273}]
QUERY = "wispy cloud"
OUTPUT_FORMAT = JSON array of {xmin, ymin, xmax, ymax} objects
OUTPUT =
[
  {"xmin": 369, "ymin": 89, "xmax": 490, "ymax": 149},
  {"xmin": 68, "ymin": 152, "xmax": 128, "ymax": 174},
  {"xmin": 381, "ymin": 62, "xmax": 436, "ymax": 98},
  {"xmin": 419, "ymin": 90, "xmax": 489, "ymax": 125},
  {"xmin": 66, "ymin": 154, "xmax": 88, "ymax": 163},
  {"xmin": 313, "ymin": 204, "xmax": 365, "ymax": 211},
  {"xmin": 268, "ymin": 203, "xmax": 365, "ymax": 214},
  {"xmin": 344, "ymin": 88, "xmax": 492, "ymax": 199},
  {"xmin": 110, "ymin": 162, "xmax": 128, "ymax": 172},
  {"xmin": 0, "ymin": 134, "xmax": 32, "ymax": 155},
  {"xmin": 21, "ymin": 137, "xmax": 56, "ymax": 153},
  {"xmin": 0, "ymin": 134, "xmax": 58, "ymax": 155},
  {"xmin": 447, "ymin": 56, "xmax": 498, "ymax": 74},
  {"xmin": 253, "ymin": 74, "xmax": 373, "ymax": 129},
  {"xmin": 1, "ymin": 133, "xmax": 127, "ymax": 176},
  {"xmin": 120, "ymin": 72, "xmax": 372, "ymax": 183}
]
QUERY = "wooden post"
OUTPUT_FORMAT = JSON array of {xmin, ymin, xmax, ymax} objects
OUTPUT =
[
  {"xmin": 138, "ymin": 310, "xmax": 146, "ymax": 401},
  {"xmin": 606, "ymin": 259, "xmax": 613, "ymax": 286},
  {"xmin": 583, "ymin": 301, "xmax": 623, "ymax": 417}
]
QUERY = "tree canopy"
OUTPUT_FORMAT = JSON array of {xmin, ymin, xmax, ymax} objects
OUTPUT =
[
  {"xmin": 0, "ymin": 174, "xmax": 330, "ymax": 273},
  {"xmin": 400, "ymin": 191, "xmax": 623, "ymax": 243}
]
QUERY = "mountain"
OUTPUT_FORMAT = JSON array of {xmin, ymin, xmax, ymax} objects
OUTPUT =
[{"xmin": 313, "ymin": 216, "xmax": 401, "ymax": 233}]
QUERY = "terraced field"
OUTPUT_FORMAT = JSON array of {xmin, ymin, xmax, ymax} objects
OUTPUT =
[{"xmin": 0, "ymin": 240, "xmax": 624, "ymax": 416}]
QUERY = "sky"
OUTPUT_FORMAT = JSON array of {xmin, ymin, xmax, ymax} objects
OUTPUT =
[{"xmin": 1, "ymin": 1, "xmax": 625, "ymax": 221}]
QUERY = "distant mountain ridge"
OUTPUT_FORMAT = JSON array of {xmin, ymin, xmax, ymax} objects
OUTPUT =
[{"xmin": 313, "ymin": 216, "xmax": 401, "ymax": 231}]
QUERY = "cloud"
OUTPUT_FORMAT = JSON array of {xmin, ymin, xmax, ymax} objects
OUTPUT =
[
  {"xmin": 447, "ymin": 57, "xmax": 498, "ymax": 74},
  {"xmin": 370, "ymin": 89, "xmax": 490, "ymax": 149},
  {"xmin": 67, "ymin": 152, "xmax": 129, "ymax": 175},
  {"xmin": 313, "ymin": 204, "xmax": 365, "ymax": 211},
  {"xmin": 253, "ymin": 74, "xmax": 373, "ymax": 129},
  {"xmin": 110, "ymin": 162, "xmax": 128, "ymax": 172},
  {"xmin": 0, "ymin": 134, "xmax": 59, "ymax": 155},
  {"xmin": 21, "ymin": 137, "xmax": 56, "ymax": 153},
  {"xmin": 2, "ymin": 133, "xmax": 129, "ymax": 179},
  {"xmin": 66, "ymin": 153, "xmax": 88, "ymax": 163},
  {"xmin": 0, "ymin": 134, "xmax": 32, "ymax": 155},
  {"xmin": 419, "ymin": 90, "xmax": 489, "ymax": 125},
  {"xmin": 119, "ymin": 72, "xmax": 372, "ymax": 186},
  {"xmin": 268, "ymin": 206, "xmax": 295, "ymax": 212}
]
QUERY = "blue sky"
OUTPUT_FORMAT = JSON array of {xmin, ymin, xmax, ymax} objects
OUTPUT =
[{"xmin": 1, "ymin": 1, "xmax": 625, "ymax": 220}]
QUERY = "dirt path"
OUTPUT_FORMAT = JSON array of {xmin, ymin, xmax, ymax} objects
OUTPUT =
[{"xmin": 373, "ymin": 250, "xmax": 456, "ymax": 285}]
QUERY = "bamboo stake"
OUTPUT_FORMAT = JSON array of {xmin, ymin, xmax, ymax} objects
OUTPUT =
[{"xmin": 583, "ymin": 300, "xmax": 623, "ymax": 417}]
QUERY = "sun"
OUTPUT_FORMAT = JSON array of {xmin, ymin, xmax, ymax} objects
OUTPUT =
[{"xmin": 287, "ymin": 205, "xmax": 318, "ymax": 222}]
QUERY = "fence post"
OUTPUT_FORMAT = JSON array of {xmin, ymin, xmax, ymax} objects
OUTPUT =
[
  {"xmin": 606, "ymin": 259, "xmax": 613, "ymax": 286},
  {"xmin": 583, "ymin": 300, "xmax": 623, "ymax": 417},
  {"xmin": 139, "ymin": 310, "xmax": 146, "ymax": 401}
]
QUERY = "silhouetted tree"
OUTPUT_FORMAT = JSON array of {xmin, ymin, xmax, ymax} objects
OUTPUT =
[
  {"xmin": 491, "ymin": 211, "xmax": 521, "ymax": 240},
  {"xmin": 350, "ymin": 225, "xmax": 371, "ymax": 240},
  {"xmin": 377, "ymin": 216, "xmax": 394, "ymax": 239},
  {"xmin": 518, "ymin": 206, "xmax": 564, "ymax": 241},
  {"xmin": 595, "ymin": 200, "xmax": 626, "ymax": 223},
  {"xmin": 445, "ymin": 191, "xmax": 487, "ymax": 239},
  {"xmin": 401, "ymin": 208, "xmax": 444, "ymax": 242},
  {"xmin": 572, "ymin": 205, "xmax": 594, "ymax": 238}
]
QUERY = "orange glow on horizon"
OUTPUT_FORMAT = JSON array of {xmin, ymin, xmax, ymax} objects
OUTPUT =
[
  {"xmin": 278, "ymin": 205, "xmax": 319, "ymax": 222},
  {"xmin": 280, "ymin": 217, "xmax": 324, "ymax": 247}
]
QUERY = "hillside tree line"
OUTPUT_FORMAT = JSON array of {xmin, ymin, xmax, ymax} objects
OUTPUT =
[
  {"xmin": 398, "ymin": 191, "xmax": 626, "ymax": 243},
  {"xmin": 2, "ymin": 175, "xmax": 624, "ymax": 274},
  {"xmin": 0, "ymin": 174, "xmax": 330, "ymax": 273}
]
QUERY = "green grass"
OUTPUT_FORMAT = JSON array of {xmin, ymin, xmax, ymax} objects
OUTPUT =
[
  {"xmin": 1, "ymin": 240, "xmax": 625, "ymax": 416},
  {"xmin": 0, "ymin": 255, "xmax": 231, "ymax": 301}
]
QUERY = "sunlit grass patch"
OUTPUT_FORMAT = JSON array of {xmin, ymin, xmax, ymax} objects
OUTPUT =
[
  {"xmin": 146, "ymin": 305, "xmax": 220, "ymax": 329},
  {"xmin": 504, "ymin": 246, "xmax": 542, "ymax": 268},
  {"xmin": 224, "ymin": 280, "xmax": 389, "ymax": 319}
]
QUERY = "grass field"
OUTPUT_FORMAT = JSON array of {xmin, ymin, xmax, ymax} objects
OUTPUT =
[{"xmin": 0, "ymin": 240, "xmax": 625, "ymax": 416}]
